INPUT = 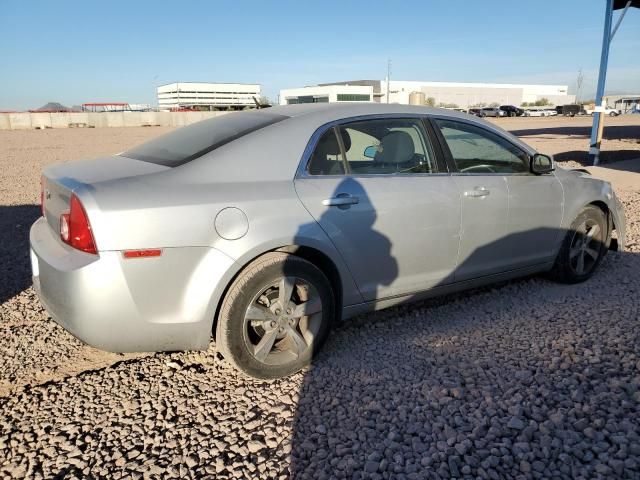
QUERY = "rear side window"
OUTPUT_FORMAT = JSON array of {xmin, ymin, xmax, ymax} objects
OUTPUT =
[
  {"xmin": 121, "ymin": 111, "xmax": 288, "ymax": 167},
  {"xmin": 340, "ymin": 118, "xmax": 437, "ymax": 175},
  {"xmin": 307, "ymin": 118, "xmax": 438, "ymax": 176},
  {"xmin": 307, "ymin": 129, "xmax": 346, "ymax": 175}
]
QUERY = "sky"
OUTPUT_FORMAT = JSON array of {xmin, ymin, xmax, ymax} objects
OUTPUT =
[{"xmin": 1, "ymin": 0, "xmax": 639, "ymax": 110}]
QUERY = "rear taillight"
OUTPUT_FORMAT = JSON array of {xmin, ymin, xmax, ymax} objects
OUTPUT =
[
  {"xmin": 60, "ymin": 194, "xmax": 97, "ymax": 254},
  {"xmin": 40, "ymin": 177, "xmax": 45, "ymax": 217}
]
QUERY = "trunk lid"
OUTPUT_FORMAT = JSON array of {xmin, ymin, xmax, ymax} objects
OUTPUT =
[{"xmin": 42, "ymin": 155, "xmax": 169, "ymax": 233}]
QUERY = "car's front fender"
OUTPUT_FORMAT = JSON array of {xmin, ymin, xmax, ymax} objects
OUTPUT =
[{"xmin": 555, "ymin": 168, "xmax": 626, "ymax": 250}]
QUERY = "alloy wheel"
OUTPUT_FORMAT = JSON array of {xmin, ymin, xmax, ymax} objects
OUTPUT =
[
  {"xmin": 243, "ymin": 276, "xmax": 323, "ymax": 365},
  {"xmin": 569, "ymin": 219, "xmax": 602, "ymax": 275}
]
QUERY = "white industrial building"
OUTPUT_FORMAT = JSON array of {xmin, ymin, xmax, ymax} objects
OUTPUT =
[
  {"xmin": 280, "ymin": 80, "xmax": 575, "ymax": 108},
  {"xmin": 157, "ymin": 82, "xmax": 261, "ymax": 110},
  {"xmin": 279, "ymin": 84, "xmax": 373, "ymax": 105}
]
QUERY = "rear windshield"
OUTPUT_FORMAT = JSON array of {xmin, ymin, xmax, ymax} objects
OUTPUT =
[{"xmin": 120, "ymin": 111, "xmax": 288, "ymax": 167}]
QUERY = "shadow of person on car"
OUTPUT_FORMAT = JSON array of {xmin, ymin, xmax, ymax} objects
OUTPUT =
[
  {"xmin": 287, "ymin": 218, "xmax": 634, "ymax": 478},
  {"xmin": 0, "ymin": 204, "xmax": 42, "ymax": 303},
  {"xmin": 273, "ymin": 176, "xmax": 399, "ymax": 378}
]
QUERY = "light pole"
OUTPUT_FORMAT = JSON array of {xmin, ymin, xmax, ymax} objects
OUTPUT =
[
  {"xmin": 386, "ymin": 59, "xmax": 391, "ymax": 104},
  {"xmin": 589, "ymin": 0, "xmax": 634, "ymax": 165}
]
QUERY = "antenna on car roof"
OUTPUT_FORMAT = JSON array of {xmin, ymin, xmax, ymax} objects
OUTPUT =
[{"xmin": 252, "ymin": 96, "xmax": 261, "ymax": 109}]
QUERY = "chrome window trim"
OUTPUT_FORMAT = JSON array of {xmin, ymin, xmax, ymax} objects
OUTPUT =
[{"xmin": 295, "ymin": 114, "xmax": 450, "ymax": 180}]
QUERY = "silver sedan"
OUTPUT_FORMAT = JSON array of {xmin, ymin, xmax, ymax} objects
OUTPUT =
[{"xmin": 30, "ymin": 103, "xmax": 626, "ymax": 378}]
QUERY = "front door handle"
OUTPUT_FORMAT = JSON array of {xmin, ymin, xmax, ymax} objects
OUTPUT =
[
  {"xmin": 463, "ymin": 187, "xmax": 490, "ymax": 198},
  {"xmin": 322, "ymin": 194, "xmax": 359, "ymax": 207}
]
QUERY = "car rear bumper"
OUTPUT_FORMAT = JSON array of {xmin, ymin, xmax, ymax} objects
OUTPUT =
[{"xmin": 30, "ymin": 217, "xmax": 236, "ymax": 352}]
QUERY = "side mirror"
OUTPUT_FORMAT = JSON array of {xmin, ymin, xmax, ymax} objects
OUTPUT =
[
  {"xmin": 530, "ymin": 153, "xmax": 554, "ymax": 174},
  {"xmin": 363, "ymin": 145, "xmax": 377, "ymax": 159}
]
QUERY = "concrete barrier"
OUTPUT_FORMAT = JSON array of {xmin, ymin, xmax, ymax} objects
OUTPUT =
[
  {"xmin": 106, "ymin": 113, "xmax": 125, "ymax": 128},
  {"xmin": 50, "ymin": 113, "xmax": 71, "ymax": 128},
  {"xmin": 30, "ymin": 113, "xmax": 52, "ymax": 129},
  {"xmin": 7, "ymin": 113, "xmax": 32, "ymax": 129},
  {"xmin": 0, "ymin": 110, "xmax": 231, "ymax": 130},
  {"xmin": 65, "ymin": 112, "xmax": 90, "ymax": 127}
]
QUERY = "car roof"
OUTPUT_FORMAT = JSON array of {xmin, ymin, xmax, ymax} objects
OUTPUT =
[
  {"xmin": 265, "ymin": 102, "xmax": 470, "ymax": 122},
  {"xmin": 173, "ymin": 102, "xmax": 537, "ymax": 184}
]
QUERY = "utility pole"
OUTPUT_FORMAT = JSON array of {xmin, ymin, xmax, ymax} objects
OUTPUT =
[
  {"xmin": 386, "ymin": 59, "xmax": 391, "ymax": 104},
  {"xmin": 575, "ymin": 68, "xmax": 584, "ymax": 104}
]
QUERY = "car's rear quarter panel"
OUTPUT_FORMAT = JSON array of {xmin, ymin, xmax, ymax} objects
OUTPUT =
[{"xmin": 31, "ymin": 216, "xmax": 234, "ymax": 351}]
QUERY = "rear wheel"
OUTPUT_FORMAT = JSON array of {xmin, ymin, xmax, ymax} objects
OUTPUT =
[
  {"xmin": 549, "ymin": 206, "xmax": 609, "ymax": 283},
  {"xmin": 216, "ymin": 252, "xmax": 335, "ymax": 379}
]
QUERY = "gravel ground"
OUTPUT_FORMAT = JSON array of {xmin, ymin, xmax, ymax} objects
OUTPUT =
[
  {"xmin": 1, "ymin": 118, "xmax": 639, "ymax": 479},
  {"xmin": 488, "ymin": 115, "xmax": 640, "ymax": 164}
]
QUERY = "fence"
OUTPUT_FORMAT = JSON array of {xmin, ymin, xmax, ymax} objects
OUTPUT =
[{"xmin": 0, "ymin": 111, "xmax": 230, "ymax": 130}]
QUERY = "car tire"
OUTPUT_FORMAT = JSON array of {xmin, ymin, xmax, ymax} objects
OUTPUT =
[
  {"xmin": 549, "ymin": 206, "xmax": 609, "ymax": 284},
  {"xmin": 216, "ymin": 252, "xmax": 335, "ymax": 379},
  {"xmin": 609, "ymin": 111, "xmax": 617, "ymax": 117}
]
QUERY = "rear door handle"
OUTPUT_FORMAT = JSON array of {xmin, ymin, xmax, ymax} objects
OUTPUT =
[
  {"xmin": 463, "ymin": 187, "xmax": 490, "ymax": 198},
  {"xmin": 322, "ymin": 194, "xmax": 359, "ymax": 206}
]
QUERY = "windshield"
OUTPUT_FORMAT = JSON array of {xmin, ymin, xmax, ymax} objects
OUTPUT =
[{"xmin": 121, "ymin": 111, "xmax": 288, "ymax": 167}]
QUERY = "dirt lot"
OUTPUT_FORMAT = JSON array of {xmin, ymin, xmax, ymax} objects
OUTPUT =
[
  {"xmin": 488, "ymin": 115, "xmax": 640, "ymax": 164},
  {"xmin": 1, "ymin": 116, "xmax": 639, "ymax": 479}
]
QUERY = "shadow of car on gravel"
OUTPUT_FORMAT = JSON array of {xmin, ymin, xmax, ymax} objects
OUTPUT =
[
  {"xmin": 0, "ymin": 204, "xmax": 41, "ymax": 303},
  {"xmin": 552, "ymin": 150, "xmax": 640, "ymax": 166},
  {"xmin": 508, "ymin": 124, "xmax": 640, "ymax": 142},
  {"xmin": 286, "ymin": 180, "xmax": 635, "ymax": 479},
  {"xmin": 508, "ymin": 124, "xmax": 640, "ymax": 167}
]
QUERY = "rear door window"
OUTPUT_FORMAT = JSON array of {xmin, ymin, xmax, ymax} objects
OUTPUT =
[
  {"xmin": 339, "ymin": 118, "xmax": 438, "ymax": 175},
  {"xmin": 121, "ymin": 111, "xmax": 288, "ymax": 167}
]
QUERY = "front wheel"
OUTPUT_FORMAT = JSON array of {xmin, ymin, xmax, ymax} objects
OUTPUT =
[
  {"xmin": 549, "ymin": 206, "xmax": 609, "ymax": 284},
  {"xmin": 216, "ymin": 252, "xmax": 335, "ymax": 379}
]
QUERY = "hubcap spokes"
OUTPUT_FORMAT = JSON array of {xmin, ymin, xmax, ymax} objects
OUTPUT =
[
  {"xmin": 244, "ymin": 277, "xmax": 322, "ymax": 364},
  {"xmin": 569, "ymin": 221, "xmax": 601, "ymax": 275}
]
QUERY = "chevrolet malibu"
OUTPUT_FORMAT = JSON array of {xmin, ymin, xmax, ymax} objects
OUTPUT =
[{"xmin": 30, "ymin": 104, "xmax": 626, "ymax": 379}]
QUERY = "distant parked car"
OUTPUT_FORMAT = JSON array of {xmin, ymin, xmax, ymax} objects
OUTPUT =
[
  {"xmin": 30, "ymin": 103, "xmax": 626, "ymax": 379},
  {"xmin": 544, "ymin": 109, "xmax": 558, "ymax": 116},
  {"xmin": 558, "ymin": 104, "xmax": 586, "ymax": 117},
  {"xmin": 585, "ymin": 106, "xmax": 622, "ymax": 117},
  {"xmin": 499, "ymin": 105, "xmax": 524, "ymax": 117},
  {"xmin": 468, "ymin": 108, "xmax": 483, "ymax": 117},
  {"xmin": 524, "ymin": 108, "xmax": 547, "ymax": 117},
  {"xmin": 480, "ymin": 107, "xmax": 507, "ymax": 118}
]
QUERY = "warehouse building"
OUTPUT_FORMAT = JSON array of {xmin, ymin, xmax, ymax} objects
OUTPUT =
[
  {"xmin": 157, "ymin": 82, "xmax": 261, "ymax": 110},
  {"xmin": 280, "ymin": 80, "xmax": 574, "ymax": 108},
  {"xmin": 279, "ymin": 84, "xmax": 373, "ymax": 104}
]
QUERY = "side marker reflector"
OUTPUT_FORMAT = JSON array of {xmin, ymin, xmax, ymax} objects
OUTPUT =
[{"xmin": 123, "ymin": 249, "xmax": 162, "ymax": 259}]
